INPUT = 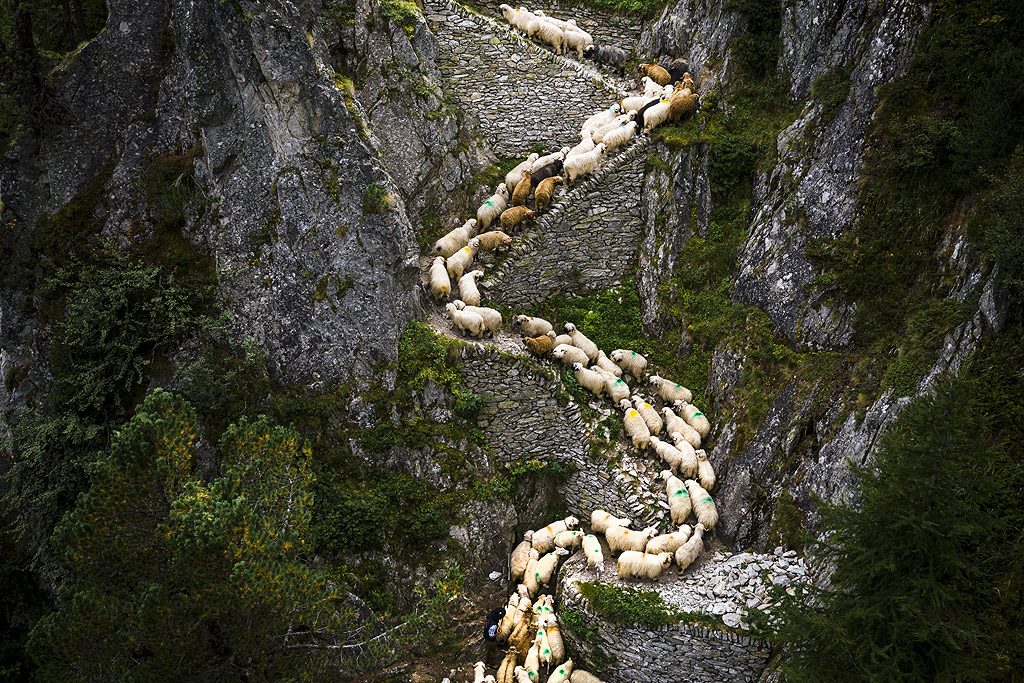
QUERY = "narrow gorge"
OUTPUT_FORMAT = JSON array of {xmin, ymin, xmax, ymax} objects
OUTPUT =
[{"xmin": 0, "ymin": 0, "xmax": 1020, "ymax": 681}]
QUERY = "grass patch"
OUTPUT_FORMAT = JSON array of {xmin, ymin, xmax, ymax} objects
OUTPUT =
[
  {"xmin": 576, "ymin": 581, "xmax": 683, "ymax": 628},
  {"xmin": 362, "ymin": 183, "xmax": 394, "ymax": 214}
]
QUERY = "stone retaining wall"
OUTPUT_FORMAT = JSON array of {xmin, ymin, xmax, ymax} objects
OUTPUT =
[
  {"xmin": 472, "ymin": 0, "xmax": 646, "ymax": 55},
  {"xmin": 482, "ymin": 138, "xmax": 648, "ymax": 307},
  {"xmin": 558, "ymin": 570, "xmax": 773, "ymax": 683},
  {"xmin": 424, "ymin": 0, "xmax": 625, "ymax": 157},
  {"xmin": 457, "ymin": 344, "xmax": 658, "ymax": 523}
]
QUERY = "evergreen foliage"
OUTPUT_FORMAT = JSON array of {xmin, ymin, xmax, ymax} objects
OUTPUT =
[
  {"xmin": 26, "ymin": 390, "xmax": 368, "ymax": 680},
  {"xmin": 772, "ymin": 330, "xmax": 1024, "ymax": 681}
]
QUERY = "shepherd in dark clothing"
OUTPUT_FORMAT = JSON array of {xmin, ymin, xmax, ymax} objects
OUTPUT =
[{"xmin": 484, "ymin": 607, "xmax": 504, "ymax": 666}]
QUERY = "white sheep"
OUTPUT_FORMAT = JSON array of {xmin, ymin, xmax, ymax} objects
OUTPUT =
[
  {"xmin": 446, "ymin": 238, "xmax": 480, "ymax": 279},
  {"xmin": 572, "ymin": 362, "xmax": 606, "ymax": 398},
  {"xmin": 477, "ymin": 230, "xmax": 513, "ymax": 251},
  {"xmin": 669, "ymin": 431, "xmax": 699, "ymax": 477},
  {"xmin": 532, "ymin": 147, "xmax": 570, "ymax": 172},
  {"xmin": 475, "ymin": 661, "xmax": 487, "ymax": 683},
  {"xmin": 662, "ymin": 407, "xmax": 700, "ymax": 449},
  {"xmin": 510, "ymin": 530, "xmax": 534, "ymax": 582},
  {"xmin": 616, "ymin": 550, "xmax": 672, "ymax": 580},
  {"xmin": 497, "ymin": 594, "xmax": 520, "ymax": 642},
  {"xmin": 531, "ymin": 515, "xmax": 581, "ymax": 553},
  {"xmin": 533, "ymin": 18, "xmax": 564, "ymax": 53},
  {"xmin": 605, "ymin": 525, "xmax": 657, "ymax": 555},
  {"xmin": 515, "ymin": 314, "xmax": 554, "ymax": 336},
  {"xmin": 642, "ymin": 76, "xmax": 663, "ymax": 97},
  {"xmin": 590, "ymin": 509, "xmax": 631, "ymax": 533},
  {"xmin": 570, "ymin": 671, "xmax": 604, "ymax": 683},
  {"xmin": 554, "ymin": 529, "xmax": 583, "ymax": 549},
  {"xmin": 619, "ymin": 399, "xmax": 651, "ymax": 451},
  {"xmin": 609, "ymin": 349, "xmax": 647, "ymax": 379},
  {"xmin": 674, "ymin": 400, "xmax": 711, "ymax": 438},
  {"xmin": 546, "ymin": 621, "xmax": 565, "ymax": 666},
  {"xmin": 553, "ymin": 332, "xmax": 572, "ymax": 347},
  {"xmin": 534, "ymin": 9, "xmax": 569, "ymax": 29},
  {"xmin": 601, "ymin": 373, "xmax": 630, "ymax": 403},
  {"xmin": 523, "ymin": 548, "xmax": 541, "ymax": 597},
  {"xmin": 551, "ymin": 343, "xmax": 589, "ymax": 366},
  {"xmin": 562, "ymin": 22, "xmax": 593, "ymax": 59},
  {"xmin": 674, "ymin": 522, "xmax": 704, "ymax": 570},
  {"xmin": 514, "ymin": 666, "xmax": 532, "ymax": 683},
  {"xmin": 649, "ymin": 435, "xmax": 689, "ymax": 478},
  {"xmin": 600, "ymin": 121, "xmax": 636, "ymax": 150},
  {"xmin": 632, "ymin": 395, "xmax": 663, "ymax": 435},
  {"xmin": 563, "ymin": 322, "xmax": 599, "ymax": 361},
  {"xmin": 662, "ymin": 470, "xmax": 691, "ymax": 526},
  {"xmin": 581, "ymin": 104, "xmax": 622, "ymax": 138},
  {"xmin": 642, "ymin": 100, "xmax": 671, "ymax": 132},
  {"xmin": 477, "ymin": 184, "xmax": 511, "ymax": 231},
  {"xmin": 547, "ymin": 659, "xmax": 574, "ymax": 683},
  {"xmin": 566, "ymin": 132, "xmax": 595, "ymax": 162},
  {"xmin": 685, "ymin": 479, "xmax": 718, "ymax": 529},
  {"xmin": 506, "ymin": 153, "xmax": 540, "ymax": 190},
  {"xmin": 429, "ymin": 256, "xmax": 450, "ymax": 303},
  {"xmin": 459, "ymin": 269, "xmax": 484, "ymax": 307},
  {"xmin": 662, "ymin": 83, "xmax": 675, "ymax": 99},
  {"xmin": 582, "ymin": 533, "xmax": 604, "ymax": 576},
  {"xmin": 696, "ymin": 449, "xmax": 716, "ymax": 490},
  {"xmin": 591, "ymin": 112, "xmax": 635, "ymax": 144},
  {"xmin": 620, "ymin": 94, "xmax": 656, "ymax": 113},
  {"xmin": 454, "ymin": 301, "xmax": 502, "ymax": 336},
  {"xmin": 446, "ymin": 302, "xmax": 485, "ymax": 338},
  {"xmin": 524, "ymin": 639, "xmax": 541, "ymax": 682},
  {"xmin": 563, "ymin": 143, "xmax": 606, "ymax": 184},
  {"xmin": 649, "ymin": 375, "xmax": 692, "ymax": 404},
  {"xmin": 645, "ymin": 526, "xmax": 692, "ymax": 555},
  {"xmin": 594, "ymin": 350, "xmax": 622, "ymax": 377},
  {"xmin": 534, "ymin": 548, "xmax": 569, "ymax": 588},
  {"xmin": 432, "ymin": 218, "xmax": 477, "ymax": 257}
]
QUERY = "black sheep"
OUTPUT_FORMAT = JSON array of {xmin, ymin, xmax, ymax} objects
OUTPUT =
[{"xmin": 584, "ymin": 44, "xmax": 628, "ymax": 74}]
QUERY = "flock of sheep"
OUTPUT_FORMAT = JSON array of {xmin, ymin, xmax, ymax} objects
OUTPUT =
[
  {"xmin": 427, "ymin": 8, "xmax": 702, "ymax": 325},
  {"xmin": 420, "ymin": 8, "xmax": 717, "ymax": 682}
]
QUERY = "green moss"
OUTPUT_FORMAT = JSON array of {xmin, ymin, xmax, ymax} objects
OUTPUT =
[
  {"xmin": 362, "ymin": 183, "xmax": 393, "ymax": 214},
  {"xmin": 576, "ymin": 581, "xmax": 682, "ymax": 628},
  {"xmin": 378, "ymin": 0, "xmax": 421, "ymax": 36},
  {"xmin": 769, "ymin": 489, "xmax": 807, "ymax": 551},
  {"xmin": 809, "ymin": 64, "xmax": 852, "ymax": 126}
]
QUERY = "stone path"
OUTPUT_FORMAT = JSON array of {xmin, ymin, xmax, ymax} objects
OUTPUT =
[{"xmin": 411, "ymin": 3, "xmax": 799, "ymax": 679}]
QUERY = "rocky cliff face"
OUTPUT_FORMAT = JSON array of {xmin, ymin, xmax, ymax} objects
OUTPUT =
[{"xmin": 1, "ymin": 0, "xmax": 427, "ymax": 397}]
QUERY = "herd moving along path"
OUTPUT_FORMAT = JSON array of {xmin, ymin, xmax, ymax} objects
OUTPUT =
[{"xmin": 416, "ymin": 3, "xmax": 806, "ymax": 682}]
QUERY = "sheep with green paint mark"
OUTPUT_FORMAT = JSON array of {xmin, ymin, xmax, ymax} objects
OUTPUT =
[
  {"xmin": 546, "ymin": 659, "xmax": 573, "ymax": 683},
  {"xmin": 477, "ymin": 184, "xmax": 510, "ymax": 230},
  {"xmin": 661, "ymin": 470, "xmax": 691, "ymax": 525},
  {"xmin": 649, "ymin": 374, "xmax": 693, "ymax": 404},
  {"xmin": 610, "ymin": 348, "xmax": 647, "ymax": 379},
  {"xmin": 582, "ymin": 533, "xmax": 604, "ymax": 576},
  {"xmin": 685, "ymin": 479, "xmax": 718, "ymax": 529},
  {"xmin": 674, "ymin": 400, "xmax": 711, "ymax": 438},
  {"xmin": 535, "ymin": 548, "xmax": 570, "ymax": 589}
]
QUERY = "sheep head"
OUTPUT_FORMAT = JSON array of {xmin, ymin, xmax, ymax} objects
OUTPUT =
[
  {"xmin": 553, "ymin": 547, "xmax": 570, "ymax": 557},
  {"xmin": 433, "ymin": 255, "xmax": 445, "ymax": 265},
  {"xmin": 571, "ymin": 362, "xmax": 584, "ymax": 372},
  {"xmin": 564, "ymin": 322, "xmax": 576, "ymax": 332},
  {"xmin": 546, "ymin": 330, "xmax": 556, "ymax": 339},
  {"xmin": 618, "ymin": 398, "xmax": 632, "ymax": 411},
  {"xmin": 643, "ymin": 527, "xmax": 658, "ymax": 539},
  {"xmin": 497, "ymin": 183, "xmax": 510, "ymax": 199},
  {"xmin": 445, "ymin": 303, "xmax": 457, "ymax": 315},
  {"xmin": 469, "ymin": 269, "xmax": 484, "ymax": 280},
  {"xmin": 649, "ymin": 374, "xmax": 663, "ymax": 385},
  {"xmin": 564, "ymin": 515, "xmax": 580, "ymax": 529},
  {"xmin": 524, "ymin": 529, "xmax": 534, "ymax": 541},
  {"xmin": 697, "ymin": 450, "xmax": 708, "ymax": 462},
  {"xmin": 610, "ymin": 350, "xmax": 622, "ymax": 361},
  {"xmin": 584, "ymin": 44, "xmax": 594, "ymax": 56},
  {"xmin": 529, "ymin": 548, "xmax": 540, "ymax": 559},
  {"xmin": 552, "ymin": 176, "xmax": 564, "ymax": 186},
  {"xmin": 660, "ymin": 469, "xmax": 673, "ymax": 481}
]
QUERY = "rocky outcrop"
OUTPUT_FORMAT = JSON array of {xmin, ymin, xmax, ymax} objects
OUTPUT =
[
  {"xmin": 732, "ymin": 0, "xmax": 932, "ymax": 348},
  {"xmin": 0, "ymin": 0, "xmax": 424, "ymax": 394}
]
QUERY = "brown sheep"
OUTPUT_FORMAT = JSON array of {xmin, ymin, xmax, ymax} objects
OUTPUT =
[
  {"xmin": 638, "ymin": 62, "xmax": 671, "ymax": 86},
  {"xmin": 523, "ymin": 332, "xmax": 554, "ymax": 357},
  {"xmin": 680, "ymin": 72, "xmax": 695, "ymax": 92},
  {"xmin": 501, "ymin": 206, "xmax": 534, "ymax": 231},
  {"xmin": 669, "ymin": 92, "xmax": 698, "ymax": 122},
  {"xmin": 512, "ymin": 170, "xmax": 533, "ymax": 207},
  {"xmin": 534, "ymin": 175, "xmax": 563, "ymax": 212},
  {"xmin": 476, "ymin": 230, "xmax": 513, "ymax": 251}
]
